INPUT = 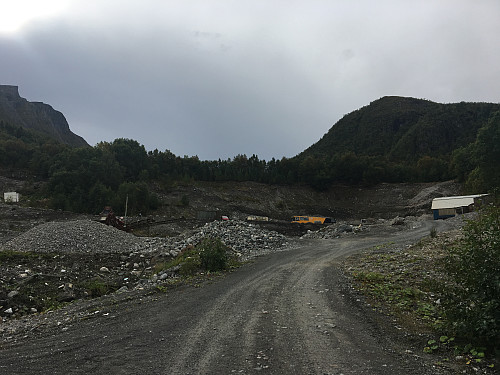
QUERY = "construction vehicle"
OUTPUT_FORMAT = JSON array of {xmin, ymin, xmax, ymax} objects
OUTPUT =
[
  {"xmin": 99, "ymin": 206, "xmax": 127, "ymax": 231},
  {"xmin": 291, "ymin": 216, "xmax": 334, "ymax": 224}
]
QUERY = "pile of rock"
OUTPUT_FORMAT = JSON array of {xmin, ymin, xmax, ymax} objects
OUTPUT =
[
  {"xmin": 0, "ymin": 219, "xmax": 291, "ymax": 320},
  {"xmin": 3, "ymin": 219, "xmax": 290, "ymax": 259},
  {"xmin": 183, "ymin": 220, "xmax": 290, "ymax": 258},
  {"xmin": 300, "ymin": 222, "xmax": 365, "ymax": 239},
  {"xmin": 4, "ymin": 220, "xmax": 151, "ymax": 254}
]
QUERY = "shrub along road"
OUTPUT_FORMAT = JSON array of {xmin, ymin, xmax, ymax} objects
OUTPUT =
[{"xmin": 0, "ymin": 220, "xmax": 454, "ymax": 374}]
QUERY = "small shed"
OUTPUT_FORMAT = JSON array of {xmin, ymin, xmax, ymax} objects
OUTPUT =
[
  {"xmin": 4, "ymin": 192, "xmax": 20, "ymax": 203},
  {"xmin": 431, "ymin": 194, "xmax": 488, "ymax": 220}
]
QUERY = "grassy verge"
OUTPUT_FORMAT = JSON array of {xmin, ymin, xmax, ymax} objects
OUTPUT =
[
  {"xmin": 342, "ymin": 226, "xmax": 498, "ymax": 372},
  {"xmin": 346, "ymin": 237, "xmax": 450, "ymax": 332},
  {"xmin": 152, "ymin": 237, "xmax": 244, "ymax": 283}
]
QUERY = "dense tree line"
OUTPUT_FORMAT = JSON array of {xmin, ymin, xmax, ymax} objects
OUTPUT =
[
  {"xmin": 0, "ymin": 108, "xmax": 498, "ymax": 214},
  {"xmin": 450, "ymin": 111, "xmax": 500, "ymax": 193}
]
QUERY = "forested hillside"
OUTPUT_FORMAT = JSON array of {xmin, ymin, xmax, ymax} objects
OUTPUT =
[
  {"xmin": 0, "ymin": 96, "xmax": 498, "ymax": 214},
  {"xmin": 302, "ymin": 97, "xmax": 498, "ymax": 160},
  {"xmin": 296, "ymin": 96, "xmax": 500, "ymax": 189}
]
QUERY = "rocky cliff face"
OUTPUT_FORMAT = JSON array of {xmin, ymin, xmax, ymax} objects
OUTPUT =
[{"xmin": 0, "ymin": 85, "xmax": 88, "ymax": 147}]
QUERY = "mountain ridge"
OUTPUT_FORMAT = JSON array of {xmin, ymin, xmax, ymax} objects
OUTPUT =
[
  {"xmin": 0, "ymin": 85, "xmax": 88, "ymax": 147},
  {"xmin": 300, "ymin": 96, "xmax": 500, "ymax": 162}
]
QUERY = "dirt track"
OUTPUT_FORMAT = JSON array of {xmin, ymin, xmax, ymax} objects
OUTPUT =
[{"xmin": 0, "ymin": 219, "xmax": 454, "ymax": 375}]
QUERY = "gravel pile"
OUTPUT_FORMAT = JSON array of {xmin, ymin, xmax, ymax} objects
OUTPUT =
[
  {"xmin": 300, "ymin": 222, "xmax": 364, "ymax": 239},
  {"xmin": 4, "ymin": 214, "xmax": 470, "ymax": 257},
  {"xmin": 4, "ymin": 220, "xmax": 150, "ymax": 254},
  {"xmin": 3, "ymin": 219, "xmax": 290, "ymax": 259},
  {"xmin": 184, "ymin": 220, "xmax": 290, "ymax": 258},
  {"xmin": 0, "ymin": 219, "xmax": 291, "ymax": 326}
]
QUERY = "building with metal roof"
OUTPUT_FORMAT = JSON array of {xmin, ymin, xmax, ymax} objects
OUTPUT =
[{"xmin": 431, "ymin": 194, "xmax": 488, "ymax": 220}]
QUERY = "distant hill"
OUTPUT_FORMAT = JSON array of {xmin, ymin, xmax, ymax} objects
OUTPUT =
[
  {"xmin": 300, "ymin": 96, "xmax": 500, "ymax": 162},
  {"xmin": 1, "ymin": 91, "xmax": 498, "ymax": 213},
  {"xmin": 0, "ymin": 85, "xmax": 88, "ymax": 147}
]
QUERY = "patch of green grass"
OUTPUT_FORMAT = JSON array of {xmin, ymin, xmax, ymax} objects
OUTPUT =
[
  {"xmin": 350, "ymin": 255, "xmax": 442, "ymax": 330},
  {"xmin": 0, "ymin": 249, "xmax": 52, "ymax": 263},
  {"xmin": 155, "ymin": 285, "xmax": 168, "ymax": 293},
  {"xmin": 80, "ymin": 279, "xmax": 115, "ymax": 297},
  {"xmin": 372, "ymin": 242, "xmax": 395, "ymax": 251},
  {"xmin": 227, "ymin": 257, "xmax": 245, "ymax": 269},
  {"xmin": 354, "ymin": 271, "xmax": 386, "ymax": 282},
  {"xmin": 40, "ymin": 296, "xmax": 71, "ymax": 313},
  {"xmin": 153, "ymin": 248, "xmax": 201, "ymax": 276},
  {"xmin": 152, "ymin": 238, "xmax": 240, "ymax": 280}
]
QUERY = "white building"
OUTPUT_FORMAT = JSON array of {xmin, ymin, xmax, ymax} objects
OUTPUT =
[
  {"xmin": 431, "ymin": 194, "xmax": 488, "ymax": 219},
  {"xmin": 3, "ymin": 192, "xmax": 20, "ymax": 203}
]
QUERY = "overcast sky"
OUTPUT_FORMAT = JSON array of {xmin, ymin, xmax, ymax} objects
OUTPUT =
[{"xmin": 1, "ymin": 1, "xmax": 499, "ymax": 160}]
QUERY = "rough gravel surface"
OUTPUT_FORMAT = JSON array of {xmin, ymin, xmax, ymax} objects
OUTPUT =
[
  {"xmin": 0, "ymin": 203, "xmax": 485, "ymax": 374},
  {"xmin": 4, "ymin": 219, "xmax": 290, "ymax": 258},
  {"xmin": 0, "ymin": 218, "xmax": 292, "ymax": 327},
  {"xmin": 1, "ymin": 223, "xmax": 460, "ymax": 374}
]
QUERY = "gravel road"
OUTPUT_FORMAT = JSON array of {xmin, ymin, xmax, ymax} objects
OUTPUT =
[{"xmin": 0, "ymin": 220, "xmax": 454, "ymax": 374}]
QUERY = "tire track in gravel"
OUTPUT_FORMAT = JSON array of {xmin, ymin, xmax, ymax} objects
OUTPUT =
[
  {"xmin": 167, "ymin": 255, "xmax": 296, "ymax": 374},
  {"xmin": 168, "ymin": 231, "xmax": 447, "ymax": 374},
  {"xmin": 0, "ymin": 224, "xmax": 452, "ymax": 375},
  {"xmin": 256, "ymin": 240, "xmax": 401, "ymax": 374}
]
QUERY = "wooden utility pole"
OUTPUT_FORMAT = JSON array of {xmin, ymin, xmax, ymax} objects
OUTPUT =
[{"xmin": 124, "ymin": 194, "xmax": 129, "ymax": 223}]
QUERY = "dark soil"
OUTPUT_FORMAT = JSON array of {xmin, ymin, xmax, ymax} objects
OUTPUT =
[
  {"xmin": 0, "ymin": 178, "xmax": 462, "ymax": 322},
  {"xmin": 2, "ymin": 177, "xmax": 483, "ymax": 374}
]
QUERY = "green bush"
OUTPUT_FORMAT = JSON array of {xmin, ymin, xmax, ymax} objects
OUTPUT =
[
  {"xmin": 179, "ymin": 255, "xmax": 201, "ymax": 276},
  {"xmin": 197, "ymin": 237, "xmax": 229, "ymax": 272},
  {"xmin": 152, "ymin": 248, "xmax": 200, "ymax": 277},
  {"xmin": 442, "ymin": 205, "xmax": 500, "ymax": 350}
]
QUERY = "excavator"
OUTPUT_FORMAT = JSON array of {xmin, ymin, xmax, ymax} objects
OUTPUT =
[{"xmin": 99, "ymin": 206, "xmax": 128, "ymax": 231}]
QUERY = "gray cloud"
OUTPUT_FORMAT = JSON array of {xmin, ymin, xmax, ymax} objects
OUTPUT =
[{"xmin": 1, "ymin": 0, "xmax": 499, "ymax": 160}]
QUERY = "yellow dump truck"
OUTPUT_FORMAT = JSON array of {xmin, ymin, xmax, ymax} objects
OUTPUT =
[{"xmin": 291, "ymin": 216, "xmax": 334, "ymax": 224}]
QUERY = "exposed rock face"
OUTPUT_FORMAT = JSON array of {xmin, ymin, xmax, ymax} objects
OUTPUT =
[{"xmin": 0, "ymin": 85, "xmax": 88, "ymax": 147}]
